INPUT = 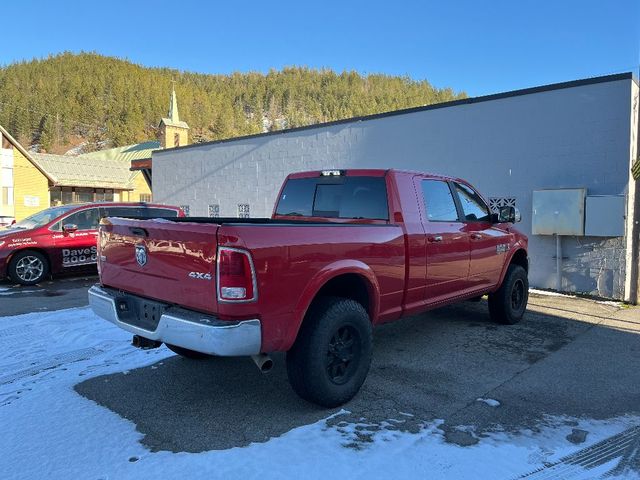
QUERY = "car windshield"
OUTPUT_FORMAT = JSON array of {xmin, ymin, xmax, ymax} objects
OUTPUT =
[{"xmin": 12, "ymin": 205, "xmax": 78, "ymax": 230}]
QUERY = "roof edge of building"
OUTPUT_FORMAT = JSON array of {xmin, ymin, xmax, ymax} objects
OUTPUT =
[
  {"xmin": 154, "ymin": 71, "xmax": 635, "ymax": 156},
  {"xmin": 0, "ymin": 124, "xmax": 57, "ymax": 183}
]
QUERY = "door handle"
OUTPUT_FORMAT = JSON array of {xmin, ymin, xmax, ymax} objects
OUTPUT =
[
  {"xmin": 470, "ymin": 233, "xmax": 482, "ymax": 240},
  {"xmin": 428, "ymin": 235, "xmax": 443, "ymax": 243}
]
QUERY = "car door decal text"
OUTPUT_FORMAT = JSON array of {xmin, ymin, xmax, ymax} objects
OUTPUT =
[{"xmin": 63, "ymin": 246, "xmax": 97, "ymax": 267}]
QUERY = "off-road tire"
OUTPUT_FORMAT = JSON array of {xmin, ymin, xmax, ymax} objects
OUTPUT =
[
  {"xmin": 488, "ymin": 264, "xmax": 528, "ymax": 324},
  {"xmin": 286, "ymin": 296, "xmax": 372, "ymax": 408},
  {"xmin": 165, "ymin": 343, "xmax": 212, "ymax": 359},
  {"xmin": 8, "ymin": 250, "xmax": 49, "ymax": 286}
]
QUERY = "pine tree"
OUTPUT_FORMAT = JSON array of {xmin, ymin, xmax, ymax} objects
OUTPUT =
[{"xmin": 0, "ymin": 52, "xmax": 466, "ymax": 152}]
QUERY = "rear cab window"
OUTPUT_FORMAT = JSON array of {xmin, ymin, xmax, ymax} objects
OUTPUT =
[{"xmin": 275, "ymin": 175, "xmax": 389, "ymax": 220}]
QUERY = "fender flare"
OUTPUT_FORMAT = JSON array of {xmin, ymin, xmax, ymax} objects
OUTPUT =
[
  {"xmin": 287, "ymin": 260, "xmax": 381, "ymax": 344},
  {"xmin": 495, "ymin": 244, "xmax": 528, "ymax": 290}
]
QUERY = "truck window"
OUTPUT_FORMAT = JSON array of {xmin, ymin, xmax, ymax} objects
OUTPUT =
[
  {"xmin": 276, "ymin": 176, "xmax": 389, "ymax": 220},
  {"xmin": 421, "ymin": 180, "xmax": 459, "ymax": 222},
  {"xmin": 453, "ymin": 182, "xmax": 491, "ymax": 222}
]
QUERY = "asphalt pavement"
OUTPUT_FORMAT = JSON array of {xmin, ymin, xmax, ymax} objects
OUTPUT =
[
  {"xmin": 2, "ymin": 274, "xmax": 638, "ymax": 462},
  {"xmin": 0, "ymin": 274, "xmax": 97, "ymax": 316},
  {"xmin": 70, "ymin": 291, "xmax": 640, "ymax": 455}
]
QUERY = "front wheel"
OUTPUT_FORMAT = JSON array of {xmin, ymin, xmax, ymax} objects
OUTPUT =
[
  {"xmin": 8, "ymin": 250, "xmax": 49, "ymax": 286},
  {"xmin": 488, "ymin": 264, "xmax": 528, "ymax": 324},
  {"xmin": 286, "ymin": 297, "xmax": 373, "ymax": 408}
]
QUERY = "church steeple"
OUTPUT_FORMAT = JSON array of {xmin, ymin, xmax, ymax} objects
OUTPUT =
[
  {"xmin": 158, "ymin": 82, "xmax": 189, "ymax": 149},
  {"xmin": 168, "ymin": 84, "xmax": 180, "ymax": 123}
]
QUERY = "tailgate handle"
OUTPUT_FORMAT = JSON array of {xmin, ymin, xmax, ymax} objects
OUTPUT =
[{"xmin": 129, "ymin": 227, "xmax": 148, "ymax": 237}]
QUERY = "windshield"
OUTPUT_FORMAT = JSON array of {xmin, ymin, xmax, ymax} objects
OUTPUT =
[{"xmin": 12, "ymin": 205, "xmax": 78, "ymax": 230}]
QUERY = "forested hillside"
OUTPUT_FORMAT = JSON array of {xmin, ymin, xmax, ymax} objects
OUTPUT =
[{"xmin": 0, "ymin": 52, "xmax": 466, "ymax": 153}]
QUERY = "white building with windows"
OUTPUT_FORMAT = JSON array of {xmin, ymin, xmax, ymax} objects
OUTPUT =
[{"xmin": 151, "ymin": 73, "xmax": 640, "ymax": 302}]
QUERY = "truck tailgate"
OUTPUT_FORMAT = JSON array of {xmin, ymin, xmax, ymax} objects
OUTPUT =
[{"xmin": 98, "ymin": 218, "xmax": 219, "ymax": 313}]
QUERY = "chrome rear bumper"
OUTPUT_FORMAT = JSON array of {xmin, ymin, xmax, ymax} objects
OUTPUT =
[{"xmin": 88, "ymin": 285, "xmax": 261, "ymax": 356}]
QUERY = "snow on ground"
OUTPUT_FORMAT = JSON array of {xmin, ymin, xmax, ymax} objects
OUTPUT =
[
  {"xmin": 477, "ymin": 397, "xmax": 501, "ymax": 407},
  {"xmin": 529, "ymin": 288, "xmax": 577, "ymax": 298},
  {"xmin": 0, "ymin": 307, "xmax": 638, "ymax": 480},
  {"xmin": 529, "ymin": 289, "xmax": 624, "ymax": 307}
]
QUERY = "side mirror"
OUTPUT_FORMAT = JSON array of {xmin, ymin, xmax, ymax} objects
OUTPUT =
[
  {"xmin": 497, "ymin": 206, "xmax": 521, "ymax": 223},
  {"xmin": 63, "ymin": 223, "xmax": 78, "ymax": 235}
]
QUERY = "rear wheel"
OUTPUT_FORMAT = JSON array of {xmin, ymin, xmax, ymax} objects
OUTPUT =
[
  {"xmin": 286, "ymin": 297, "xmax": 372, "ymax": 408},
  {"xmin": 488, "ymin": 264, "xmax": 528, "ymax": 324},
  {"xmin": 165, "ymin": 343, "xmax": 212, "ymax": 359},
  {"xmin": 9, "ymin": 250, "xmax": 49, "ymax": 286}
]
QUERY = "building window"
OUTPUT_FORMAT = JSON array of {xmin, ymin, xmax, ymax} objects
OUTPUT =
[
  {"xmin": 51, "ymin": 187, "xmax": 117, "ymax": 205},
  {"xmin": 1, "ymin": 187, "xmax": 13, "ymax": 206},
  {"xmin": 50, "ymin": 187, "xmax": 62, "ymax": 206},
  {"xmin": 238, "ymin": 204, "xmax": 250, "ymax": 218},
  {"xmin": 94, "ymin": 189, "xmax": 114, "ymax": 202},
  {"xmin": 1, "ymin": 147, "xmax": 13, "ymax": 209},
  {"xmin": 75, "ymin": 188, "xmax": 93, "ymax": 203},
  {"xmin": 180, "ymin": 205, "xmax": 190, "ymax": 216},
  {"xmin": 139, "ymin": 194, "xmax": 152, "ymax": 203},
  {"xmin": 208, "ymin": 204, "xmax": 220, "ymax": 217},
  {"xmin": 174, "ymin": 132, "xmax": 180, "ymax": 147},
  {"xmin": 61, "ymin": 187, "xmax": 73, "ymax": 205}
]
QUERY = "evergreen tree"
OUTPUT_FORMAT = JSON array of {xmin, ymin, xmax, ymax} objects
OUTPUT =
[{"xmin": 0, "ymin": 52, "xmax": 466, "ymax": 153}]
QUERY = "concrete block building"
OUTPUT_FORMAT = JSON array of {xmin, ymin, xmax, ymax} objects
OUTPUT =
[{"xmin": 151, "ymin": 73, "xmax": 640, "ymax": 302}]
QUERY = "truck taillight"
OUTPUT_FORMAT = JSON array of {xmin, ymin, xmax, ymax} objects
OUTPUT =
[{"xmin": 216, "ymin": 247, "xmax": 257, "ymax": 302}]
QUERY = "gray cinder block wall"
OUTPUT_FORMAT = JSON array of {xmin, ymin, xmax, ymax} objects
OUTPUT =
[{"xmin": 153, "ymin": 74, "xmax": 639, "ymax": 300}]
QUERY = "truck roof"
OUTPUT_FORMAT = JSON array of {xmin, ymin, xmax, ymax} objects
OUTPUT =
[{"xmin": 287, "ymin": 169, "xmax": 465, "ymax": 183}]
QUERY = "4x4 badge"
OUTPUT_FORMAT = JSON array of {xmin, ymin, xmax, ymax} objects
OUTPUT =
[{"xmin": 135, "ymin": 244, "xmax": 147, "ymax": 267}]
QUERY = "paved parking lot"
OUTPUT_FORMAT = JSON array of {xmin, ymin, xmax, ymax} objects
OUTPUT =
[
  {"xmin": 1, "ymin": 275, "xmax": 639, "ymax": 477},
  {"xmin": 70, "ymin": 288, "xmax": 639, "ymax": 459},
  {"xmin": 0, "ymin": 274, "xmax": 97, "ymax": 316}
]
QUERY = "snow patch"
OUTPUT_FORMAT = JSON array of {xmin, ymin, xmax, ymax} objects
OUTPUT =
[
  {"xmin": 477, "ymin": 398, "xmax": 501, "ymax": 407},
  {"xmin": 529, "ymin": 288, "xmax": 575, "ymax": 298},
  {"xmin": 0, "ymin": 307, "xmax": 638, "ymax": 479}
]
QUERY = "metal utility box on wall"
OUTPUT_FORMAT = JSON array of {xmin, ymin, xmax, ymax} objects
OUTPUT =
[
  {"xmin": 584, "ymin": 195, "xmax": 626, "ymax": 237},
  {"xmin": 532, "ymin": 188, "xmax": 586, "ymax": 236}
]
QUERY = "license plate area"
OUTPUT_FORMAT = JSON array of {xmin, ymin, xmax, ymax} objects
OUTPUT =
[{"xmin": 114, "ymin": 295, "xmax": 167, "ymax": 331}]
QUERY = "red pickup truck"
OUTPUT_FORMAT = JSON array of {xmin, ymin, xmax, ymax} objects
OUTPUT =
[
  {"xmin": 89, "ymin": 169, "xmax": 528, "ymax": 407},
  {"xmin": 0, "ymin": 203, "xmax": 182, "ymax": 285}
]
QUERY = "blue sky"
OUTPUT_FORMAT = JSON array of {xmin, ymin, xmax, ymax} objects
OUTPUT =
[{"xmin": 2, "ymin": 0, "xmax": 638, "ymax": 97}]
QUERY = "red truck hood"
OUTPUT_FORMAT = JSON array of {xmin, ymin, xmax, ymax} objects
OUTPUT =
[{"xmin": 99, "ymin": 218, "xmax": 220, "ymax": 314}]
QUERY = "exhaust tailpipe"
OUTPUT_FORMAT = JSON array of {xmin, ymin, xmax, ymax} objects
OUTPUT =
[
  {"xmin": 132, "ymin": 335, "xmax": 162, "ymax": 350},
  {"xmin": 251, "ymin": 354, "xmax": 273, "ymax": 373}
]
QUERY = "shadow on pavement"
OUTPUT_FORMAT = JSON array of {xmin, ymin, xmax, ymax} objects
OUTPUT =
[{"xmin": 74, "ymin": 296, "xmax": 640, "ymax": 453}]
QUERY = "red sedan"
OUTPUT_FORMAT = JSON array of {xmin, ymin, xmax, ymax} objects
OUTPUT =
[{"xmin": 0, "ymin": 202, "xmax": 183, "ymax": 285}]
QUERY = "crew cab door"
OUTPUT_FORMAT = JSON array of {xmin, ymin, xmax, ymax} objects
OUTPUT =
[
  {"xmin": 451, "ymin": 181, "xmax": 511, "ymax": 289},
  {"xmin": 419, "ymin": 179, "xmax": 470, "ymax": 303},
  {"xmin": 52, "ymin": 207, "xmax": 100, "ymax": 269}
]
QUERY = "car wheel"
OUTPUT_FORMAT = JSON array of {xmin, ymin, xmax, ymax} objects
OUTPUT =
[
  {"xmin": 165, "ymin": 343, "xmax": 212, "ymax": 359},
  {"xmin": 286, "ymin": 296, "xmax": 372, "ymax": 408},
  {"xmin": 9, "ymin": 250, "xmax": 49, "ymax": 286},
  {"xmin": 488, "ymin": 264, "xmax": 529, "ymax": 324}
]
